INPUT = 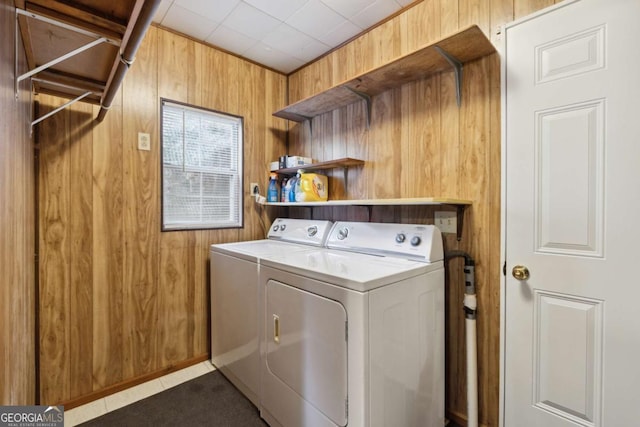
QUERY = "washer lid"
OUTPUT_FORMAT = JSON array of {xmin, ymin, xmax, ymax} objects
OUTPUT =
[
  {"xmin": 210, "ymin": 240, "xmax": 318, "ymax": 262},
  {"xmin": 260, "ymin": 248, "xmax": 443, "ymax": 292}
]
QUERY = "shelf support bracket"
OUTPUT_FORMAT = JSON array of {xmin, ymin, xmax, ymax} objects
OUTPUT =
[
  {"xmin": 294, "ymin": 115, "xmax": 313, "ymax": 136},
  {"xmin": 340, "ymin": 167, "xmax": 349, "ymax": 195},
  {"xmin": 455, "ymin": 204, "xmax": 466, "ymax": 241},
  {"xmin": 31, "ymin": 91, "xmax": 92, "ymax": 127},
  {"xmin": 14, "ymin": 8, "xmax": 120, "ymax": 99},
  {"xmin": 434, "ymin": 46, "xmax": 463, "ymax": 107},
  {"xmin": 306, "ymin": 117, "xmax": 313, "ymax": 136},
  {"xmin": 345, "ymin": 87, "xmax": 372, "ymax": 129},
  {"xmin": 17, "ymin": 37, "xmax": 109, "ymax": 84}
]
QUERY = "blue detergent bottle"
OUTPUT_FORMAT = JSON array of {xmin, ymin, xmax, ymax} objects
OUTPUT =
[{"xmin": 267, "ymin": 173, "xmax": 279, "ymax": 202}]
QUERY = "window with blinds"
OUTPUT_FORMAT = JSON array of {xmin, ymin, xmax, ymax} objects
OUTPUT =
[{"xmin": 161, "ymin": 99, "xmax": 243, "ymax": 230}]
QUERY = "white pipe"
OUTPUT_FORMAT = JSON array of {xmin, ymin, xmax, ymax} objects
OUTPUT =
[
  {"xmin": 447, "ymin": 253, "xmax": 479, "ymax": 427},
  {"xmin": 466, "ymin": 314, "xmax": 479, "ymax": 427}
]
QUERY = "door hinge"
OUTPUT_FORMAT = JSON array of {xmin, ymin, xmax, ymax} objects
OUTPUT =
[
  {"xmin": 503, "ymin": 261, "xmax": 506, "ymax": 276},
  {"xmin": 345, "ymin": 321, "xmax": 348, "ymax": 341}
]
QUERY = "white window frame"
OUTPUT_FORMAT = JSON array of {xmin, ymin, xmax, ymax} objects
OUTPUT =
[{"xmin": 160, "ymin": 99, "xmax": 243, "ymax": 231}]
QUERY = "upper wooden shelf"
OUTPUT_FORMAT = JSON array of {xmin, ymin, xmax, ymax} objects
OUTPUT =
[
  {"xmin": 274, "ymin": 157, "xmax": 364, "ymax": 175},
  {"xmin": 274, "ymin": 25, "xmax": 496, "ymax": 122}
]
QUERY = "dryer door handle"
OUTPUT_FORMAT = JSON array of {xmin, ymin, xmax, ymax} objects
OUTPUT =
[{"xmin": 273, "ymin": 314, "xmax": 280, "ymax": 344}]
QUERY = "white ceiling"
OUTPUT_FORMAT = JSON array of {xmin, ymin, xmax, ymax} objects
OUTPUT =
[{"xmin": 152, "ymin": 0, "xmax": 414, "ymax": 74}]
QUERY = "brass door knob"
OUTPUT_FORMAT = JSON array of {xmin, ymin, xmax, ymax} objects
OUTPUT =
[{"xmin": 512, "ymin": 265, "xmax": 530, "ymax": 281}]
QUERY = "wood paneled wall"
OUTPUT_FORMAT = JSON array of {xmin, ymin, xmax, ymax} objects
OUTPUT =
[
  {"xmin": 0, "ymin": 0, "xmax": 36, "ymax": 405},
  {"xmin": 37, "ymin": 26, "xmax": 287, "ymax": 406},
  {"xmin": 285, "ymin": 1, "xmax": 559, "ymax": 426}
]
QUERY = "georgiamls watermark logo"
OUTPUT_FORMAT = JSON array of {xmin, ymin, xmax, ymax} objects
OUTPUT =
[{"xmin": 0, "ymin": 405, "xmax": 63, "ymax": 427}]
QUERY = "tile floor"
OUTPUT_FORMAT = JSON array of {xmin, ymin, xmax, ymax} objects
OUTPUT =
[{"xmin": 63, "ymin": 361, "xmax": 216, "ymax": 426}]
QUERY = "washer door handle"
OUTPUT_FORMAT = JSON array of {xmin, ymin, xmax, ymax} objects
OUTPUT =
[{"xmin": 273, "ymin": 314, "xmax": 280, "ymax": 344}]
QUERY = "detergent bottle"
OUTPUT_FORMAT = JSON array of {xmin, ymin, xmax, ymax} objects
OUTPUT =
[
  {"xmin": 288, "ymin": 171, "xmax": 300, "ymax": 202},
  {"xmin": 296, "ymin": 172, "xmax": 328, "ymax": 202},
  {"xmin": 292, "ymin": 170, "xmax": 303, "ymax": 202},
  {"xmin": 267, "ymin": 173, "xmax": 279, "ymax": 202},
  {"xmin": 280, "ymin": 177, "xmax": 289, "ymax": 202}
]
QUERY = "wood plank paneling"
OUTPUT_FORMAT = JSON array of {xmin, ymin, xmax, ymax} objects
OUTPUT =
[
  {"xmin": 36, "ymin": 26, "xmax": 287, "ymax": 407},
  {"xmin": 67, "ymin": 101, "xmax": 94, "ymax": 398},
  {"xmin": 0, "ymin": 0, "xmax": 36, "ymax": 405},
  {"xmin": 91, "ymin": 94, "xmax": 124, "ymax": 391},
  {"xmin": 122, "ymin": 25, "xmax": 159, "ymax": 379},
  {"xmin": 38, "ymin": 97, "xmax": 71, "ymax": 403},
  {"xmin": 514, "ymin": 0, "xmax": 555, "ymax": 19}
]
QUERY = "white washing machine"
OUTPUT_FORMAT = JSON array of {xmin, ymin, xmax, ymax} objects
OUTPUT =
[
  {"xmin": 210, "ymin": 218, "xmax": 333, "ymax": 407},
  {"xmin": 259, "ymin": 221, "xmax": 445, "ymax": 427}
]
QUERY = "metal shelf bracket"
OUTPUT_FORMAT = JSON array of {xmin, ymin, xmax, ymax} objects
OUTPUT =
[
  {"xmin": 14, "ymin": 8, "xmax": 120, "ymax": 101},
  {"xmin": 434, "ymin": 46, "xmax": 463, "ymax": 107},
  {"xmin": 454, "ymin": 204, "xmax": 467, "ymax": 241},
  {"xmin": 31, "ymin": 91, "xmax": 92, "ymax": 128},
  {"xmin": 345, "ymin": 87, "xmax": 372, "ymax": 128}
]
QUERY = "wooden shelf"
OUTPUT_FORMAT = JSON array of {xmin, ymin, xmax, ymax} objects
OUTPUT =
[
  {"xmin": 15, "ymin": 0, "xmax": 160, "ymax": 123},
  {"xmin": 260, "ymin": 197, "xmax": 471, "ymax": 207},
  {"xmin": 274, "ymin": 157, "xmax": 364, "ymax": 175},
  {"xmin": 273, "ymin": 25, "xmax": 496, "ymax": 123}
]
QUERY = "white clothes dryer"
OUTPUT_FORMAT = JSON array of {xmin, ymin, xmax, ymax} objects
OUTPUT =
[
  {"xmin": 259, "ymin": 221, "xmax": 445, "ymax": 427},
  {"xmin": 209, "ymin": 218, "xmax": 333, "ymax": 407}
]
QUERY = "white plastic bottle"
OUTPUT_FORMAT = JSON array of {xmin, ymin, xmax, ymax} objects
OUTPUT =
[
  {"xmin": 288, "ymin": 172, "xmax": 298, "ymax": 202},
  {"xmin": 293, "ymin": 170, "xmax": 303, "ymax": 202}
]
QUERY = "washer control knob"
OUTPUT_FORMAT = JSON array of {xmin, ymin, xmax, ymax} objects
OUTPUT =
[
  {"xmin": 337, "ymin": 227, "xmax": 349, "ymax": 240},
  {"xmin": 272, "ymin": 225, "xmax": 280, "ymax": 232},
  {"xmin": 280, "ymin": 224, "xmax": 286, "ymax": 231},
  {"xmin": 410, "ymin": 236, "xmax": 422, "ymax": 246},
  {"xmin": 307, "ymin": 225, "xmax": 318, "ymax": 237},
  {"xmin": 395, "ymin": 233, "xmax": 406, "ymax": 243}
]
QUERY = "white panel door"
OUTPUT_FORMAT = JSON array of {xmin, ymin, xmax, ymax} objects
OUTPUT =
[{"xmin": 503, "ymin": 0, "xmax": 640, "ymax": 426}]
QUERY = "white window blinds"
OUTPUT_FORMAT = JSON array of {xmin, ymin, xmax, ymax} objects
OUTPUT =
[{"xmin": 161, "ymin": 100, "xmax": 243, "ymax": 230}]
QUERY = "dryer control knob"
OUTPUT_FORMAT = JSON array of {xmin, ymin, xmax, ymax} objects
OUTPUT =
[
  {"xmin": 307, "ymin": 225, "xmax": 318, "ymax": 237},
  {"xmin": 410, "ymin": 236, "xmax": 421, "ymax": 246},
  {"xmin": 272, "ymin": 225, "xmax": 280, "ymax": 232},
  {"xmin": 395, "ymin": 233, "xmax": 406, "ymax": 243},
  {"xmin": 337, "ymin": 227, "xmax": 349, "ymax": 240}
]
